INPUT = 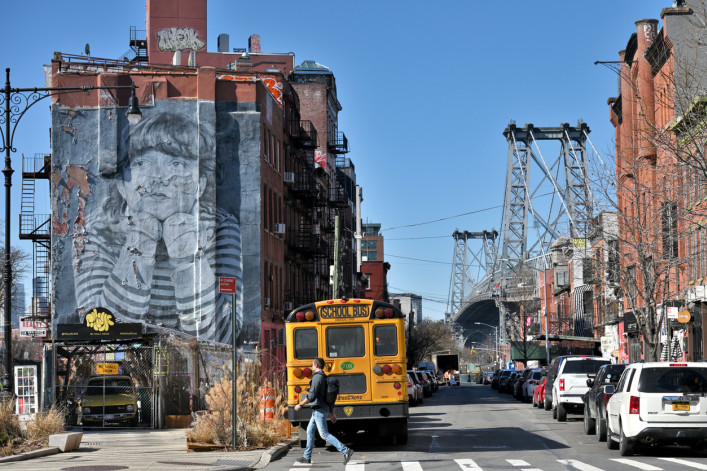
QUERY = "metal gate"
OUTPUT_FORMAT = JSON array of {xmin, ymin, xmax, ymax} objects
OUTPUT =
[{"xmin": 52, "ymin": 343, "xmax": 155, "ymax": 428}]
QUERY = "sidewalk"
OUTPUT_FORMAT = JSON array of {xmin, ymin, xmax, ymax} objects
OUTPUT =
[{"xmin": 0, "ymin": 429, "xmax": 297, "ymax": 471}]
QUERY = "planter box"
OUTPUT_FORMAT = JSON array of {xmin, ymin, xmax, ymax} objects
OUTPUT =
[{"xmin": 165, "ymin": 415, "xmax": 192, "ymax": 428}]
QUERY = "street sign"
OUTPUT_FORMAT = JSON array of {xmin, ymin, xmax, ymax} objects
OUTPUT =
[
  {"xmin": 667, "ymin": 306, "xmax": 679, "ymax": 319},
  {"xmin": 96, "ymin": 363, "xmax": 119, "ymax": 375},
  {"xmin": 219, "ymin": 276, "xmax": 236, "ymax": 294},
  {"xmin": 19, "ymin": 317, "xmax": 47, "ymax": 338}
]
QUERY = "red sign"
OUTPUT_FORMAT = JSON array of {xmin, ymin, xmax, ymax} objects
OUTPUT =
[{"xmin": 219, "ymin": 277, "xmax": 236, "ymax": 294}]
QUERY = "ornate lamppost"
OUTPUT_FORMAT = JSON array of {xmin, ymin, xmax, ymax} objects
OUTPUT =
[{"xmin": 1, "ymin": 67, "xmax": 141, "ymax": 398}]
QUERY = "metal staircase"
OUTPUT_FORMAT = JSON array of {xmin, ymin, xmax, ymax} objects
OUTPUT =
[{"xmin": 20, "ymin": 154, "xmax": 51, "ymax": 320}]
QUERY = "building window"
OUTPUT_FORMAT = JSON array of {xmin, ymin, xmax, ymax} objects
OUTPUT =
[
  {"xmin": 607, "ymin": 240, "xmax": 619, "ymax": 285},
  {"xmin": 362, "ymin": 251, "xmax": 377, "ymax": 261},
  {"xmin": 363, "ymin": 274, "xmax": 371, "ymax": 290}
]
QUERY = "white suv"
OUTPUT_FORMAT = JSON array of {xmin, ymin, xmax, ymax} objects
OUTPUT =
[
  {"xmin": 552, "ymin": 356, "xmax": 611, "ymax": 421},
  {"xmin": 605, "ymin": 362, "xmax": 707, "ymax": 456}
]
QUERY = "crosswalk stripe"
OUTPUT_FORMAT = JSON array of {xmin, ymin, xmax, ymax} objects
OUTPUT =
[
  {"xmin": 610, "ymin": 459, "xmax": 662, "ymax": 470},
  {"xmin": 455, "ymin": 458, "xmax": 482, "ymax": 470},
  {"xmin": 658, "ymin": 458, "xmax": 707, "ymax": 470},
  {"xmin": 508, "ymin": 459, "xmax": 531, "ymax": 466},
  {"xmin": 401, "ymin": 461, "xmax": 424, "ymax": 471},
  {"xmin": 346, "ymin": 460, "xmax": 365, "ymax": 471},
  {"xmin": 557, "ymin": 459, "xmax": 605, "ymax": 471}
]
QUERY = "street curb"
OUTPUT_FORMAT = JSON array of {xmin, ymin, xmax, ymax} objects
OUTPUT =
[
  {"xmin": 251, "ymin": 438, "xmax": 298, "ymax": 469},
  {"xmin": 0, "ymin": 446, "xmax": 60, "ymax": 463}
]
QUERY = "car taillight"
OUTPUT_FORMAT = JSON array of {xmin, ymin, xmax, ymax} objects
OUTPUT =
[
  {"xmin": 407, "ymin": 381, "xmax": 413, "ymax": 387},
  {"xmin": 528, "ymin": 380, "xmax": 537, "ymax": 385},
  {"xmin": 629, "ymin": 396, "xmax": 640, "ymax": 414},
  {"xmin": 559, "ymin": 379, "xmax": 565, "ymax": 391},
  {"xmin": 670, "ymin": 363, "xmax": 687, "ymax": 367},
  {"xmin": 604, "ymin": 393, "xmax": 612, "ymax": 407}
]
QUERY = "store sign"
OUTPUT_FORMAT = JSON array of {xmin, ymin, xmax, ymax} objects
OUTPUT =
[
  {"xmin": 678, "ymin": 309, "xmax": 692, "ymax": 324},
  {"xmin": 57, "ymin": 307, "xmax": 142, "ymax": 341},
  {"xmin": 19, "ymin": 317, "xmax": 47, "ymax": 338}
]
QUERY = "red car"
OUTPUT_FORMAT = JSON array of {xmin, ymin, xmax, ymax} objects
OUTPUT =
[{"xmin": 533, "ymin": 376, "xmax": 547, "ymax": 408}]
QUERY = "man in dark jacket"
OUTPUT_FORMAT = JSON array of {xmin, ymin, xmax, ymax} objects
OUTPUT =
[{"xmin": 294, "ymin": 357, "xmax": 354, "ymax": 464}]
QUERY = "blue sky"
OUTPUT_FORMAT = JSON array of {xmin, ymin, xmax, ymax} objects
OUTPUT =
[{"xmin": 1, "ymin": 0, "xmax": 671, "ymax": 319}]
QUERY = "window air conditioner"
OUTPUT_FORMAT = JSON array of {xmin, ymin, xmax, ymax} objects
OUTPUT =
[
  {"xmin": 284, "ymin": 172, "xmax": 295, "ymax": 183},
  {"xmin": 264, "ymin": 298, "xmax": 271, "ymax": 307},
  {"xmin": 274, "ymin": 223, "xmax": 286, "ymax": 234},
  {"xmin": 284, "ymin": 301, "xmax": 293, "ymax": 311}
]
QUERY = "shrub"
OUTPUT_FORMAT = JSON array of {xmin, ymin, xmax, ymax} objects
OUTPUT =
[
  {"xmin": 187, "ymin": 355, "xmax": 288, "ymax": 449},
  {"xmin": 0, "ymin": 399, "xmax": 65, "ymax": 457}
]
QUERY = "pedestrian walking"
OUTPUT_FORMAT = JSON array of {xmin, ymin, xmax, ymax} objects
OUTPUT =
[{"xmin": 294, "ymin": 357, "xmax": 354, "ymax": 465}]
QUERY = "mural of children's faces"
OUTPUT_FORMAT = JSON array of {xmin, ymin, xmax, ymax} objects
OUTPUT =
[{"xmin": 118, "ymin": 150, "xmax": 206, "ymax": 221}]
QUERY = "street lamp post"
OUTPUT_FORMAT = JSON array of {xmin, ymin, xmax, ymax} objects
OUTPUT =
[
  {"xmin": 474, "ymin": 322, "xmax": 499, "ymax": 369},
  {"xmin": 1, "ymin": 67, "xmax": 140, "ymax": 398}
]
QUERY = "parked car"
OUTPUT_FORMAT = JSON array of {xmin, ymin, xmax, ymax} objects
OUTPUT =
[
  {"xmin": 503, "ymin": 371, "xmax": 521, "ymax": 394},
  {"xmin": 408, "ymin": 370, "xmax": 432, "ymax": 397},
  {"xmin": 582, "ymin": 363, "xmax": 626, "ymax": 440},
  {"xmin": 78, "ymin": 375, "xmax": 139, "ymax": 427},
  {"xmin": 545, "ymin": 355, "xmax": 600, "ymax": 412},
  {"xmin": 407, "ymin": 373, "xmax": 423, "ymax": 406},
  {"xmin": 606, "ymin": 362, "xmax": 707, "ymax": 456},
  {"xmin": 552, "ymin": 356, "xmax": 611, "ymax": 421},
  {"xmin": 496, "ymin": 369, "xmax": 513, "ymax": 392},
  {"xmin": 513, "ymin": 369, "xmax": 532, "ymax": 400},
  {"xmin": 490, "ymin": 369, "xmax": 503, "ymax": 390},
  {"xmin": 533, "ymin": 376, "xmax": 547, "ymax": 408},
  {"xmin": 522, "ymin": 369, "xmax": 547, "ymax": 403},
  {"xmin": 483, "ymin": 371, "xmax": 494, "ymax": 385},
  {"xmin": 420, "ymin": 371, "xmax": 438, "ymax": 392}
]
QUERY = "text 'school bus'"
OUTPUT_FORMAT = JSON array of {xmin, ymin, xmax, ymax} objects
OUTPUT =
[{"xmin": 286, "ymin": 298, "xmax": 409, "ymax": 446}]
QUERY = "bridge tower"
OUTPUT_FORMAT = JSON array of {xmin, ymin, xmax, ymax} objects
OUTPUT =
[
  {"xmin": 446, "ymin": 230, "xmax": 498, "ymax": 323},
  {"xmin": 500, "ymin": 121, "xmax": 593, "ymax": 271}
]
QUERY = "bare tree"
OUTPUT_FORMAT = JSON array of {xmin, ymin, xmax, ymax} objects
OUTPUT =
[
  {"xmin": 0, "ymin": 245, "xmax": 30, "ymax": 312},
  {"xmin": 406, "ymin": 320, "xmax": 457, "ymax": 369}
]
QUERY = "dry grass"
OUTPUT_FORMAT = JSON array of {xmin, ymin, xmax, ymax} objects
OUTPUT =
[
  {"xmin": 0, "ymin": 398, "xmax": 66, "ymax": 457},
  {"xmin": 187, "ymin": 356, "xmax": 288, "ymax": 449}
]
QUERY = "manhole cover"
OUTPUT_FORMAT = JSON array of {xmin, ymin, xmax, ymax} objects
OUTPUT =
[
  {"xmin": 60, "ymin": 466, "xmax": 129, "ymax": 471},
  {"xmin": 158, "ymin": 462, "xmax": 218, "ymax": 467},
  {"xmin": 213, "ymin": 460, "xmax": 252, "ymax": 466}
]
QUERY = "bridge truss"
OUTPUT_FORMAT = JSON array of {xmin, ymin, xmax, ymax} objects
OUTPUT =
[{"xmin": 448, "ymin": 121, "xmax": 597, "ymax": 359}]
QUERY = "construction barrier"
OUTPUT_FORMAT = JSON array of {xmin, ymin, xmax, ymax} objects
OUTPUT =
[{"xmin": 259, "ymin": 386, "xmax": 275, "ymax": 420}]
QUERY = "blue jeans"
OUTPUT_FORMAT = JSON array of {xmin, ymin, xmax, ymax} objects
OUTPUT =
[{"xmin": 303, "ymin": 407, "xmax": 349, "ymax": 459}]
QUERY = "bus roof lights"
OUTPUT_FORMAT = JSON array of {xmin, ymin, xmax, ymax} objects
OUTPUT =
[
  {"xmin": 353, "ymin": 299, "xmax": 361, "ymax": 303},
  {"xmin": 295, "ymin": 312, "xmax": 305, "ymax": 321},
  {"xmin": 382, "ymin": 365, "xmax": 392, "ymax": 374},
  {"xmin": 303, "ymin": 367, "xmax": 312, "ymax": 377},
  {"xmin": 392, "ymin": 364, "xmax": 402, "ymax": 374},
  {"xmin": 373, "ymin": 365, "xmax": 383, "ymax": 374},
  {"xmin": 293, "ymin": 368, "xmax": 303, "ymax": 378},
  {"xmin": 375, "ymin": 308, "xmax": 385, "ymax": 319},
  {"xmin": 305, "ymin": 311, "xmax": 315, "ymax": 321},
  {"xmin": 385, "ymin": 308, "xmax": 394, "ymax": 318},
  {"xmin": 340, "ymin": 298, "xmax": 349, "ymax": 303}
]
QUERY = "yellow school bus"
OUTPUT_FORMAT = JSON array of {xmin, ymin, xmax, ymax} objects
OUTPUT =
[{"xmin": 286, "ymin": 298, "xmax": 409, "ymax": 446}]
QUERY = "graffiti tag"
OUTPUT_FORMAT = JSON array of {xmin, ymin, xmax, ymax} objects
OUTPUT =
[{"xmin": 156, "ymin": 27, "xmax": 205, "ymax": 52}]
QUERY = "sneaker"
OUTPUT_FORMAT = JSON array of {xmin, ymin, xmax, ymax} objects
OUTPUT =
[
  {"xmin": 343, "ymin": 448, "xmax": 354, "ymax": 465},
  {"xmin": 296, "ymin": 457, "xmax": 311, "ymax": 464}
]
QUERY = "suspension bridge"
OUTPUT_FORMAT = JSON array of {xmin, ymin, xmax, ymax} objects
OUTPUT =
[{"xmin": 446, "ymin": 120, "xmax": 603, "ymax": 355}]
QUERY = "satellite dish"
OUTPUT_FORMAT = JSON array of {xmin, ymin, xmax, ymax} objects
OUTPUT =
[{"xmin": 85, "ymin": 43, "xmax": 90, "ymax": 56}]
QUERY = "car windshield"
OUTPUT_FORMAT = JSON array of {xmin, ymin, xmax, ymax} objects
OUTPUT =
[
  {"xmin": 85, "ymin": 378, "xmax": 133, "ymax": 396},
  {"xmin": 637, "ymin": 367, "xmax": 707, "ymax": 394},
  {"xmin": 562, "ymin": 360, "xmax": 610, "ymax": 374},
  {"xmin": 500, "ymin": 370, "xmax": 512, "ymax": 377}
]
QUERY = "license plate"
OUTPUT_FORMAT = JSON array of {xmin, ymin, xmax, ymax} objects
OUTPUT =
[
  {"xmin": 672, "ymin": 402, "xmax": 690, "ymax": 411},
  {"xmin": 104, "ymin": 414, "xmax": 115, "ymax": 420}
]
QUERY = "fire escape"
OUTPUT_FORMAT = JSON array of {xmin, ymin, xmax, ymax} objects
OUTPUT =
[
  {"xmin": 284, "ymin": 118, "xmax": 331, "ymax": 308},
  {"xmin": 119, "ymin": 27, "xmax": 148, "ymax": 63},
  {"xmin": 19, "ymin": 154, "xmax": 51, "ymax": 320}
]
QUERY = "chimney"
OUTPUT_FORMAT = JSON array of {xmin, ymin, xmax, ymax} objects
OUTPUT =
[
  {"xmin": 236, "ymin": 54, "xmax": 253, "ymax": 72},
  {"xmin": 249, "ymin": 34, "xmax": 261, "ymax": 53},
  {"xmin": 218, "ymin": 34, "xmax": 230, "ymax": 53}
]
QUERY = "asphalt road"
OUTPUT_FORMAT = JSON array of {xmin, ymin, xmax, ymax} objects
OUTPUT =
[{"xmin": 270, "ymin": 382, "xmax": 707, "ymax": 471}]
